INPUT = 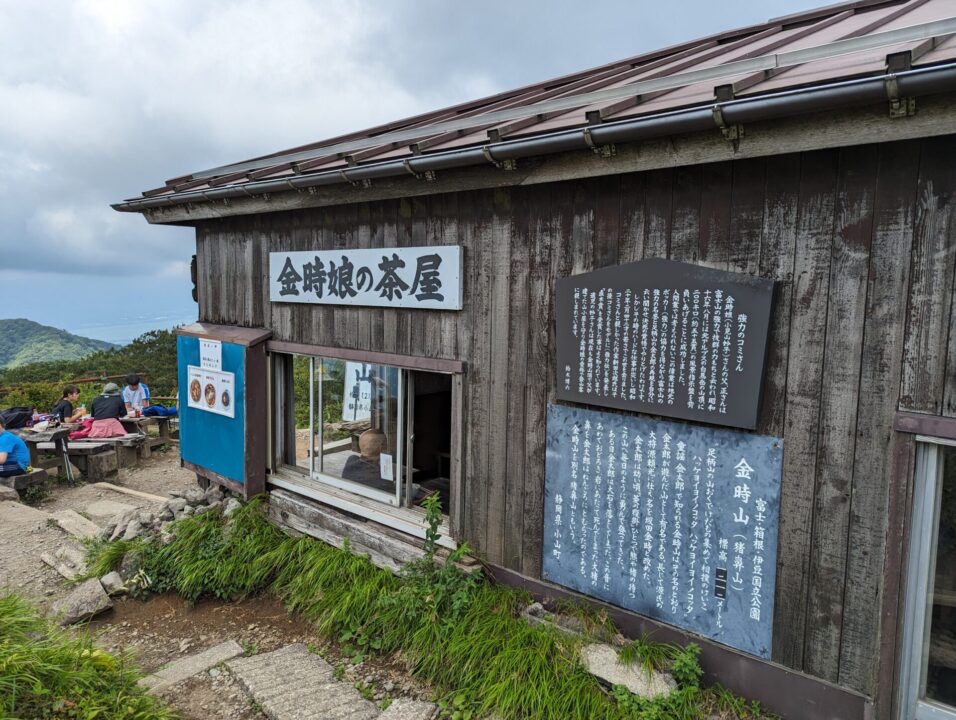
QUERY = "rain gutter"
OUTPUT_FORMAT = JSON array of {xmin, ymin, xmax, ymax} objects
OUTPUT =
[{"xmin": 113, "ymin": 62, "xmax": 956, "ymax": 214}]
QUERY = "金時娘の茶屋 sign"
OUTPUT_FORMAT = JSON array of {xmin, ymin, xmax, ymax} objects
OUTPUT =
[
  {"xmin": 269, "ymin": 246, "xmax": 462, "ymax": 310},
  {"xmin": 543, "ymin": 404, "xmax": 782, "ymax": 658},
  {"xmin": 555, "ymin": 259, "xmax": 774, "ymax": 429}
]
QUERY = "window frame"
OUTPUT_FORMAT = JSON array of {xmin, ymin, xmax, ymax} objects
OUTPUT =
[
  {"xmin": 267, "ymin": 345, "xmax": 463, "ymax": 546},
  {"xmin": 899, "ymin": 437, "xmax": 956, "ymax": 720}
]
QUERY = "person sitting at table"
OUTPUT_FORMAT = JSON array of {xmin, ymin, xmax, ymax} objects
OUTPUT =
[
  {"xmin": 123, "ymin": 374, "xmax": 150, "ymax": 414},
  {"xmin": 51, "ymin": 384, "xmax": 84, "ymax": 423},
  {"xmin": 342, "ymin": 428, "xmax": 389, "ymax": 489},
  {"xmin": 84, "ymin": 383, "xmax": 128, "ymax": 439},
  {"xmin": 0, "ymin": 417, "xmax": 30, "ymax": 477}
]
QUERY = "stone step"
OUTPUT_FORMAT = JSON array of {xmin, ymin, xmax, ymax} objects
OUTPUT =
[
  {"xmin": 227, "ymin": 644, "xmax": 379, "ymax": 720},
  {"xmin": 141, "ymin": 640, "xmax": 244, "ymax": 695},
  {"xmin": 52, "ymin": 509, "xmax": 101, "ymax": 540},
  {"xmin": 378, "ymin": 698, "xmax": 438, "ymax": 720}
]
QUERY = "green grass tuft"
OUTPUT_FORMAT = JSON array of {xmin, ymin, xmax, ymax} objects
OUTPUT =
[
  {"xmin": 0, "ymin": 594, "xmax": 177, "ymax": 719},
  {"xmin": 618, "ymin": 633, "xmax": 682, "ymax": 675},
  {"xmin": 84, "ymin": 538, "xmax": 142, "ymax": 578}
]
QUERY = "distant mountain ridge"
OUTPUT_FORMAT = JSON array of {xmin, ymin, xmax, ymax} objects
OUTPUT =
[{"xmin": 0, "ymin": 319, "xmax": 117, "ymax": 368}]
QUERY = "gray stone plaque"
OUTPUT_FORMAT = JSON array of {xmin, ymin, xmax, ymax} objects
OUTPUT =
[
  {"xmin": 543, "ymin": 403, "xmax": 782, "ymax": 658},
  {"xmin": 556, "ymin": 259, "xmax": 775, "ymax": 429}
]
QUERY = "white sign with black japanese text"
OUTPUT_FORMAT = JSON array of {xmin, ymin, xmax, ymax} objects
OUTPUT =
[
  {"xmin": 199, "ymin": 339, "xmax": 222, "ymax": 371},
  {"xmin": 269, "ymin": 246, "xmax": 462, "ymax": 310}
]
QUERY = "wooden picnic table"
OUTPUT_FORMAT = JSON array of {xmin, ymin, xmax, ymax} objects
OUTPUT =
[
  {"xmin": 13, "ymin": 426, "xmax": 74, "ymax": 467},
  {"xmin": 13, "ymin": 425, "xmax": 77, "ymax": 482},
  {"xmin": 120, "ymin": 415, "xmax": 175, "ymax": 458}
]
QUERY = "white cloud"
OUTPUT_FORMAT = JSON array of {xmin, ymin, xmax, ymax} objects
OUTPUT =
[{"xmin": 0, "ymin": 0, "xmax": 821, "ymax": 333}]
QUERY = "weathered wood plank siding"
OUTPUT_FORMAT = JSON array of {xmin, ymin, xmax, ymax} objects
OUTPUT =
[{"xmin": 194, "ymin": 134, "xmax": 956, "ymax": 696}]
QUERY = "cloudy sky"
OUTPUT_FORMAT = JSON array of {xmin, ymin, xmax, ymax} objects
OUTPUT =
[{"xmin": 1, "ymin": 0, "xmax": 822, "ymax": 344}]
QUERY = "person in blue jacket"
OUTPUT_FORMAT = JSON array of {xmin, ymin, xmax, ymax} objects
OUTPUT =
[{"xmin": 0, "ymin": 417, "xmax": 30, "ymax": 477}]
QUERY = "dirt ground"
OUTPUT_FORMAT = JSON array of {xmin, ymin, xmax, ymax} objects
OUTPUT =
[
  {"xmin": 0, "ymin": 452, "xmax": 196, "ymax": 611},
  {"xmin": 88, "ymin": 594, "xmax": 315, "ymax": 720}
]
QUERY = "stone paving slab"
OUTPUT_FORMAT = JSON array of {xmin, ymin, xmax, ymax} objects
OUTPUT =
[
  {"xmin": 85, "ymin": 499, "xmax": 137, "ymax": 519},
  {"xmin": 142, "ymin": 640, "xmax": 244, "ymax": 695},
  {"xmin": 228, "ymin": 644, "xmax": 379, "ymax": 720},
  {"xmin": 51, "ymin": 509, "xmax": 101, "ymax": 539},
  {"xmin": 378, "ymin": 698, "xmax": 438, "ymax": 720},
  {"xmin": 40, "ymin": 544, "xmax": 87, "ymax": 580}
]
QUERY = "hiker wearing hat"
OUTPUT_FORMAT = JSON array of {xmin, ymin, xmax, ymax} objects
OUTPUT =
[
  {"xmin": 76, "ymin": 383, "xmax": 129, "ymax": 440},
  {"xmin": 91, "ymin": 383, "xmax": 127, "ymax": 421}
]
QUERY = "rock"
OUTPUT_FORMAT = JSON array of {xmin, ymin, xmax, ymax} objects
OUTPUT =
[
  {"xmin": 40, "ymin": 544, "xmax": 88, "ymax": 580},
  {"xmin": 108, "ymin": 508, "xmax": 138, "ymax": 541},
  {"xmin": 183, "ymin": 505, "xmax": 195, "ymax": 516},
  {"xmin": 184, "ymin": 488, "xmax": 206, "ymax": 504},
  {"xmin": 157, "ymin": 503, "xmax": 174, "ymax": 521},
  {"xmin": 580, "ymin": 643, "xmax": 676, "ymax": 699},
  {"xmin": 123, "ymin": 519, "xmax": 145, "ymax": 540},
  {"xmin": 136, "ymin": 510, "xmax": 155, "ymax": 526},
  {"xmin": 203, "ymin": 485, "xmax": 224, "ymax": 504},
  {"xmin": 168, "ymin": 490, "xmax": 184, "ymax": 498},
  {"xmin": 100, "ymin": 571, "xmax": 126, "ymax": 595},
  {"xmin": 118, "ymin": 551, "xmax": 139, "ymax": 580},
  {"xmin": 0, "ymin": 485, "xmax": 19, "ymax": 502},
  {"xmin": 223, "ymin": 498, "xmax": 242, "ymax": 517},
  {"xmin": 160, "ymin": 524, "xmax": 175, "ymax": 545},
  {"xmin": 167, "ymin": 497, "xmax": 188, "ymax": 518},
  {"xmin": 378, "ymin": 698, "xmax": 439, "ymax": 720},
  {"xmin": 195, "ymin": 500, "xmax": 222, "ymax": 516},
  {"xmin": 50, "ymin": 579, "xmax": 113, "ymax": 625},
  {"xmin": 523, "ymin": 602, "xmax": 545, "ymax": 617}
]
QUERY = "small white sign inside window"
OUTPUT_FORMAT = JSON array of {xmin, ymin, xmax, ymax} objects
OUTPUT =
[{"xmin": 380, "ymin": 452, "xmax": 394, "ymax": 481}]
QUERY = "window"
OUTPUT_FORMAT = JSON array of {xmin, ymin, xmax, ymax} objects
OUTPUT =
[
  {"xmin": 271, "ymin": 352, "xmax": 453, "ymax": 514},
  {"xmin": 900, "ymin": 441, "xmax": 956, "ymax": 719}
]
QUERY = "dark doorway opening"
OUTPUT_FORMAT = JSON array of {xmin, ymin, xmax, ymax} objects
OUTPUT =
[{"xmin": 407, "ymin": 370, "xmax": 452, "ymax": 514}]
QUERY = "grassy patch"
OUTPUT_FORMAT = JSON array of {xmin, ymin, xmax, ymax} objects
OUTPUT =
[
  {"xmin": 618, "ymin": 633, "xmax": 681, "ymax": 674},
  {"xmin": 18, "ymin": 482, "xmax": 50, "ymax": 506},
  {"xmin": 0, "ymin": 594, "xmax": 176, "ymax": 719},
  {"xmin": 84, "ymin": 537, "xmax": 142, "ymax": 578},
  {"xmin": 90, "ymin": 496, "xmax": 772, "ymax": 720}
]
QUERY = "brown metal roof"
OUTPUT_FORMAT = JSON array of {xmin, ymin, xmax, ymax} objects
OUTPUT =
[{"xmin": 121, "ymin": 0, "xmax": 956, "ymax": 208}]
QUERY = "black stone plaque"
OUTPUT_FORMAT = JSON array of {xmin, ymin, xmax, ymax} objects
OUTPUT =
[
  {"xmin": 543, "ymin": 403, "xmax": 783, "ymax": 658},
  {"xmin": 556, "ymin": 259, "xmax": 774, "ymax": 429}
]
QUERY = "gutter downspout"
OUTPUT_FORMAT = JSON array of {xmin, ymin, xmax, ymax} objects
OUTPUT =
[{"xmin": 113, "ymin": 62, "xmax": 956, "ymax": 213}]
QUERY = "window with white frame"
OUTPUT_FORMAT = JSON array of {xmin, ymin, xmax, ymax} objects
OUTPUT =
[
  {"xmin": 900, "ymin": 440, "xmax": 956, "ymax": 719},
  {"xmin": 272, "ymin": 352, "xmax": 453, "ymax": 513}
]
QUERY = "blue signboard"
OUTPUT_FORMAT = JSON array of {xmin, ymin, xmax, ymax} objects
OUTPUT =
[
  {"xmin": 543, "ymin": 404, "xmax": 782, "ymax": 658},
  {"xmin": 177, "ymin": 335, "xmax": 246, "ymax": 484}
]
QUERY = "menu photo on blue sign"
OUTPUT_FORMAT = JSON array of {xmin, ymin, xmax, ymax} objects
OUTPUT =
[{"xmin": 543, "ymin": 403, "xmax": 782, "ymax": 658}]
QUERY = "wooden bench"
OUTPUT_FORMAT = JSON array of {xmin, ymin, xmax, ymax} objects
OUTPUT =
[
  {"xmin": 37, "ymin": 441, "xmax": 118, "ymax": 481},
  {"xmin": 0, "ymin": 468, "xmax": 48, "ymax": 491},
  {"xmin": 64, "ymin": 434, "xmax": 146, "ymax": 468}
]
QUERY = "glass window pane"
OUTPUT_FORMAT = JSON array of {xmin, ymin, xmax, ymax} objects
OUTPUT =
[
  {"xmin": 925, "ymin": 445, "xmax": 956, "ymax": 706},
  {"xmin": 316, "ymin": 359, "xmax": 399, "ymax": 496},
  {"xmin": 290, "ymin": 355, "xmax": 313, "ymax": 471}
]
